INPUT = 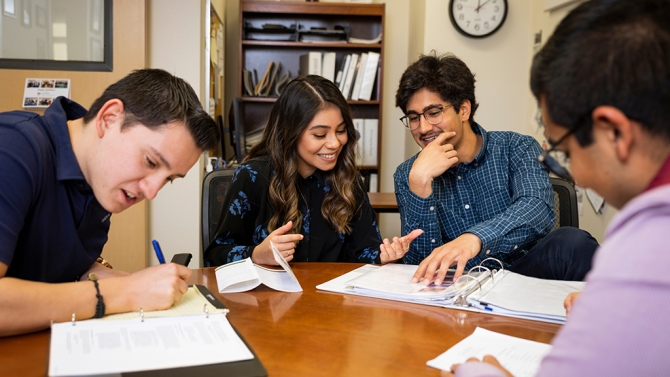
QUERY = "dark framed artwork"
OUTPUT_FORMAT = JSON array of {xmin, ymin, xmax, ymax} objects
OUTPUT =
[{"xmin": 0, "ymin": 0, "xmax": 113, "ymax": 72}]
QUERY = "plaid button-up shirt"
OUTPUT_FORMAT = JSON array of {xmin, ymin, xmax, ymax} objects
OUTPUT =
[{"xmin": 394, "ymin": 123, "xmax": 554, "ymax": 269}]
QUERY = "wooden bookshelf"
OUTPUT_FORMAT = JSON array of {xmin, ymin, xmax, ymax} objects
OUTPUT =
[{"xmin": 237, "ymin": 1, "xmax": 385, "ymax": 188}]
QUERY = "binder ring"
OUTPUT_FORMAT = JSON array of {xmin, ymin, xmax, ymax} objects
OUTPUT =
[
  {"xmin": 467, "ymin": 265, "xmax": 493, "ymax": 285},
  {"xmin": 452, "ymin": 274, "xmax": 482, "ymax": 307},
  {"xmin": 478, "ymin": 257, "xmax": 504, "ymax": 273},
  {"xmin": 139, "ymin": 308, "xmax": 144, "ymax": 322}
]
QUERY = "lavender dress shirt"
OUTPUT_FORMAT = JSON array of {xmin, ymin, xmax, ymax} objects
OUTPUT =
[{"xmin": 456, "ymin": 183, "xmax": 670, "ymax": 376}]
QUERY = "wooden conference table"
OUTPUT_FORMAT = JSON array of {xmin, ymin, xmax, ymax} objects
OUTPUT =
[{"xmin": 0, "ymin": 263, "xmax": 560, "ymax": 377}]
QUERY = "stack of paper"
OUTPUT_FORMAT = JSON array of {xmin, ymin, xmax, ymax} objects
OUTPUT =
[{"xmin": 317, "ymin": 264, "xmax": 584, "ymax": 324}]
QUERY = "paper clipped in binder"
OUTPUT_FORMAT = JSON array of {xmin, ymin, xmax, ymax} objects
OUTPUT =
[
  {"xmin": 317, "ymin": 257, "xmax": 584, "ymax": 324},
  {"xmin": 49, "ymin": 285, "xmax": 267, "ymax": 377}
]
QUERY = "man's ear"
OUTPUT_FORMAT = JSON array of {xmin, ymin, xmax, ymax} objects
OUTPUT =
[
  {"xmin": 94, "ymin": 99, "xmax": 125, "ymax": 138},
  {"xmin": 458, "ymin": 100, "xmax": 471, "ymax": 122},
  {"xmin": 592, "ymin": 106, "xmax": 634, "ymax": 162}
]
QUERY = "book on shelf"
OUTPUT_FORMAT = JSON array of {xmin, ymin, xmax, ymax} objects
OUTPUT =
[
  {"xmin": 362, "ymin": 118, "xmax": 378, "ymax": 166},
  {"xmin": 215, "ymin": 242, "xmax": 303, "ymax": 293},
  {"xmin": 49, "ymin": 286, "xmax": 267, "ymax": 376},
  {"xmin": 341, "ymin": 53, "xmax": 359, "ymax": 99},
  {"xmin": 350, "ymin": 52, "xmax": 368, "ymax": 100},
  {"xmin": 358, "ymin": 51, "xmax": 380, "ymax": 101},
  {"xmin": 243, "ymin": 69, "xmax": 255, "ymax": 97},
  {"xmin": 254, "ymin": 61, "xmax": 275, "ymax": 97},
  {"xmin": 336, "ymin": 54, "xmax": 351, "ymax": 89},
  {"xmin": 260, "ymin": 62, "xmax": 281, "ymax": 97},
  {"xmin": 317, "ymin": 260, "xmax": 585, "ymax": 324},
  {"xmin": 299, "ymin": 51, "xmax": 322, "ymax": 76},
  {"xmin": 368, "ymin": 173, "xmax": 378, "ymax": 193},
  {"xmin": 321, "ymin": 52, "xmax": 337, "ymax": 83},
  {"xmin": 352, "ymin": 118, "xmax": 365, "ymax": 166},
  {"xmin": 274, "ymin": 70, "xmax": 291, "ymax": 96}
]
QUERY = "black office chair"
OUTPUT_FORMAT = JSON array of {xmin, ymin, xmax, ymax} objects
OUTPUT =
[
  {"xmin": 201, "ymin": 168, "xmax": 236, "ymax": 250},
  {"xmin": 549, "ymin": 177, "xmax": 579, "ymax": 230}
]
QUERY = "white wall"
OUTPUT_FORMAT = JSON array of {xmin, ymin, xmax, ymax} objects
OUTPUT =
[
  {"xmin": 375, "ymin": 0, "xmax": 412, "ymax": 241},
  {"xmin": 147, "ymin": 0, "xmax": 207, "ymax": 267}
]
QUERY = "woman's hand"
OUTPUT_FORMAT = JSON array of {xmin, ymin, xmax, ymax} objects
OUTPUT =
[
  {"xmin": 252, "ymin": 221, "xmax": 303, "ymax": 265},
  {"xmin": 379, "ymin": 229, "xmax": 424, "ymax": 264}
]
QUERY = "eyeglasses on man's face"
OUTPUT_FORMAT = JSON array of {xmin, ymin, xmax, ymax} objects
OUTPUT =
[
  {"xmin": 399, "ymin": 104, "xmax": 453, "ymax": 131},
  {"xmin": 535, "ymin": 107, "xmax": 578, "ymax": 182}
]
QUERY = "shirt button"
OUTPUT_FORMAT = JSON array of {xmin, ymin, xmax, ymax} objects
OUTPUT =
[
  {"xmin": 514, "ymin": 245, "xmax": 518, "ymax": 250},
  {"xmin": 465, "ymin": 204, "xmax": 470, "ymax": 209},
  {"xmin": 429, "ymin": 206, "xmax": 434, "ymax": 211},
  {"xmin": 457, "ymin": 176, "xmax": 462, "ymax": 180},
  {"xmin": 486, "ymin": 250, "xmax": 491, "ymax": 255},
  {"xmin": 431, "ymin": 239, "xmax": 436, "ymax": 243}
]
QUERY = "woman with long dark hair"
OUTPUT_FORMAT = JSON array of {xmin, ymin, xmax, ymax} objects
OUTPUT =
[{"xmin": 205, "ymin": 75, "xmax": 422, "ymax": 266}]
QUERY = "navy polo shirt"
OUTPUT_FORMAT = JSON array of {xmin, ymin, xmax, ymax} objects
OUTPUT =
[{"xmin": 0, "ymin": 97, "xmax": 111, "ymax": 283}]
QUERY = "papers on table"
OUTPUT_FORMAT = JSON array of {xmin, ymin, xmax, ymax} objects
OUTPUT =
[
  {"xmin": 344, "ymin": 263, "xmax": 483, "ymax": 301},
  {"xmin": 215, "ymin": 241, "xmax": 302, "ymax": 293},
  {"xmin": 317, "ymin": 264, "xmax": 583, "ymax": 324},
  {"xmin": 469, "ymin": 271, "xmax": 584, "ymax": 321},
  {"xmin": 427, "ymin": 327, "xmax": 552, "ymax": 377},
  {"xmin": 49, "ymin": 313, "xmax": 254, "ymax": 376},
  {"xmin": 92, "ymin": 286, "xmax": 228, "ymax": 322}
]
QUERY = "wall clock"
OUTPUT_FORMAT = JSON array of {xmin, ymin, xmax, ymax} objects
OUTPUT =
[{"xmin": 449, "ymin": 0, "xmax": 508, "ymax": 38}]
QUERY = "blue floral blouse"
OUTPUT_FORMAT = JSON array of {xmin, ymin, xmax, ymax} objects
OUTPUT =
[{"xmin": 204, "ymin": 158, "xmax": 383, "ymax": 266}]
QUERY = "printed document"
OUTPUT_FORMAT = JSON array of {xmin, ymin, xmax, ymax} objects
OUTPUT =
[
  {"xmin": 49, "ymin": 313, "xmax": 254, "ymax": 376},
  {"xmin": 215, "ymin": 242, "xmax": 302, "ymax": 293},
  {"xmin": 427, "ymin": 327, "xmax": 551, "ymax": 377}
]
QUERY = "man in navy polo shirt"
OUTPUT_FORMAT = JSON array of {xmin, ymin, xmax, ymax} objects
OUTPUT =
[{"xmin": 0, "ymin": 69, "xmax": 220, "ymax": 337}]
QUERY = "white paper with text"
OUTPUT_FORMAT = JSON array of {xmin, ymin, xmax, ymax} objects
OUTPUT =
[
  {"xmin": 49, "ymin": 314, "xmax": 253, "ymax": 376},
  {"xmin": 427, "ymin": 327, "xmax": 551, "ymax": 377}
]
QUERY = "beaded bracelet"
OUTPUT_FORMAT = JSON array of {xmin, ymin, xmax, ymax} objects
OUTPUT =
[{"xmin": 88, "ymin": 273, "xmax": 106, "ymax": 318}]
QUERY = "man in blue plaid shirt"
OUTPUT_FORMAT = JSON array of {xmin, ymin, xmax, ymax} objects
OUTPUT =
[{"xmin": 393, "ymin": 53, "xmax": 598, "ymax": 286}]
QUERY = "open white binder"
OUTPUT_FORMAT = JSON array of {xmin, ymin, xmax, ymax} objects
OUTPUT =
[
  {"xmin": 317, "ymin": 258, "xmax": 584, "ymax": 324},
  {"xmin": 48, "ymin": 286, "xmax": 260, "ymax": 377}
]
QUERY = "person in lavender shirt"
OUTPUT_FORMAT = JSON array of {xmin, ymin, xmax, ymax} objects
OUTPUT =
[{"xmin": 445, "ymin": 0, "xmax": 670, "ymax": 376}]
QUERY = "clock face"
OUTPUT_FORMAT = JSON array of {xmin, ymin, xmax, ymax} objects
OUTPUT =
[{"xmin": 449, "ymin": 0, "xmax": 508, "ymax": 38}]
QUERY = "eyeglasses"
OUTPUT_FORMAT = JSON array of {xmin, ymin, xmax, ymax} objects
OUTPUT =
[
  {"xmin": 399, "ymin": 104, "xmax": 453, "ymax": 130},
  {"xmin": 535, "ymin": 108, "xmax": 578, "ymax": 181}
]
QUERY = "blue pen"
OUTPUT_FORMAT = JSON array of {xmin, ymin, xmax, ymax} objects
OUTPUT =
[{"xmin": 152, "ymin": 240, "xmax": 166, "ymax": 264}]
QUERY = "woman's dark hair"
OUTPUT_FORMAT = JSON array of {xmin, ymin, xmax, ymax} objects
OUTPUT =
[
  {"xmin": 245, "ymin": 75, "xmax": 360, "ymax": 234},
  {"xmin": 83, "ymin": 69, "xmax": 220, "ymax": 151}
]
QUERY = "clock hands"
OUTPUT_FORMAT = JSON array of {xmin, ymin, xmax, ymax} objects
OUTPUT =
[{"xmin": 476, "ymin": 0, "xmax": 492, "ymax": 12}]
